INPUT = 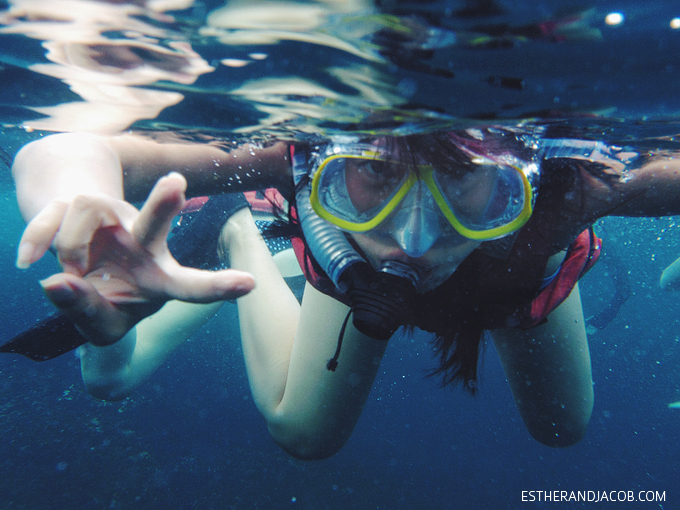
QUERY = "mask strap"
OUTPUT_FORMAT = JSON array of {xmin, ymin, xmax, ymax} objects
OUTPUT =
[{"xmin": 327, "ymin": 309, "xmax": 352, "ymax": 371}]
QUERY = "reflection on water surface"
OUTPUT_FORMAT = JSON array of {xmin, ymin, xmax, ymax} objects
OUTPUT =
[{"xmin": 1, "ymin": 0, "xmax": 680, "ymax": 139}]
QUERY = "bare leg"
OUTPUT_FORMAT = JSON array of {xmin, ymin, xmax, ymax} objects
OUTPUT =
[{"xmin": 490, "ymin": 284, "xmax": 594, "ymax": 447}]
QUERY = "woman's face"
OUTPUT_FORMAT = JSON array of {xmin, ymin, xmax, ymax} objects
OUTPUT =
[{"xmin": 343, "ymin": 159, "xmax": 500, "ymax": 293}]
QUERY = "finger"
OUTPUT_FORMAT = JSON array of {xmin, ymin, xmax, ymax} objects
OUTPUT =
[
  {"xmin": 16, "ymin": 199, "xmax": 69, "ymax": 269},
  {"xmin": 133, "ymin": 173, "xmax": 187, "ymax": 252},
  {"xmin": 55, "ymin": 194, "xmax": 137, "ymax": 275},
  {"xmin": 39, "ymin": 273, "xmax": 134, "ymax": 346},
  {"xmin": 164, "ymin": 267, "xmax": 255, "ymax": 303},
  {"xmin": 661, "ymin": 257, "xmax": 680, "ymax": 290}
]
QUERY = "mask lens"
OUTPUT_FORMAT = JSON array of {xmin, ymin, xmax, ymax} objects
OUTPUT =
[
  {"xmin": 433, "ymin": 165, "xmax": 527, "ymax": 232},
  {"xmin": 315, "ymin": 156, "xmax": 408, "ymax": 224}
]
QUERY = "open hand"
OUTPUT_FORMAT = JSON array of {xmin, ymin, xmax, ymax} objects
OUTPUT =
[{"xmin": 16, "ymin": 173, "xmax": 255, "ymax": 345}]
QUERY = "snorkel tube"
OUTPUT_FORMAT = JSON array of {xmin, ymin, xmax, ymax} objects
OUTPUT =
[{"xmin": 293, "ymin": 145, "xmax": 418, "ymax": 340}]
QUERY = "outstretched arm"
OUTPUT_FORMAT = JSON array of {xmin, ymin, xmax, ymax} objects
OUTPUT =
[
  {"xmin": 12, "ymin": 132, "xmax": 290, "ymax": 333},
  {"xmin": 11, "ymin": 132, "xmax": 291, "ymax": 398},
  {"xmin": 13, "ymin": 132, "xmax": 291, "ymax": 223},
  {"xmin": 542, "ymin": 150, "xmax": 680, "ymax": 249},
  {"xmin": 573, "ymin": 152, "xmax": 680, "ymax": 222},
  {"xmin": 16, "ymin": 170, "xmax": 253, "ymax": 341}
]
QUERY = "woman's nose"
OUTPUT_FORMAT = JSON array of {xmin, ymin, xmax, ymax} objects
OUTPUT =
[{"xmin": 388, "ymin": 182, "xmax": 441, "ymax": 258}]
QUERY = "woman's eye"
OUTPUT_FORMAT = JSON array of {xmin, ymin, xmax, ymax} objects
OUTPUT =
[
  {"xmin": 358, "ymin": 161, "xmax": 399, "ymax": 182},
  {"xmin": 358, "ymin": 160, "xmax": 384, "ymax": 174}
]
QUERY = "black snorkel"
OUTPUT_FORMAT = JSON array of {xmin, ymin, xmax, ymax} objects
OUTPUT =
[
  {"xmin": 338, "ymin": 260, "xmax": 417, "ymax": 340},
  {"xmin": 324, "ymin": 260, "xmax": 418, "ymax": 371},
  {"xmin": 293, "ymin": 145, "xmax": 419, "ymax": 352}
]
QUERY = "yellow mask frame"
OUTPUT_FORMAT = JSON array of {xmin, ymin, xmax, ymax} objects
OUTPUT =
[{"xmin": 309, "ymin": 152, "xmax": 534, "ymax": 240}]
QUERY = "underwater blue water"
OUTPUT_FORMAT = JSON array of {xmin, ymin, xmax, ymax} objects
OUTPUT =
[
  {"xmin": 0, "ymin": 0, "xmax": 680, "ymax": 508},
  {"xmin": 0, "ymin": 134, "xmax": 678, "ymax": 507}
]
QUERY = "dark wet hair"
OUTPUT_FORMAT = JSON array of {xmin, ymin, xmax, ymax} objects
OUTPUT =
[{"xmin": 368, "ymin": 128, "xmax": 536, "ymax": 179}]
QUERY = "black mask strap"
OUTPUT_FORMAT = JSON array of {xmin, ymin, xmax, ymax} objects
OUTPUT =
[{"xmin": 326, "ymin": 309, "xmax": 352, "ymax": 372}]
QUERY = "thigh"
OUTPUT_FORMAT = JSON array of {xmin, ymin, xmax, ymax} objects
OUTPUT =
[{"xmin": 490, "ymin": 283, "xmax": 594, "ymax": 447}]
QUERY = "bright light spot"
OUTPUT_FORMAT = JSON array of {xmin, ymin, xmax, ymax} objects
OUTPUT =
[
  {"xmin": 249, "ymin": 53, "xmax": 268, "ymax": 60},
  {"xmin": 221, "ymin": 59, "xmax": 250, "ymax": 68},
  {"xmin": 671, "ymin": 18, "xmax": 680, "ymax": 30},
  {"xmin": 605, "ymin": 12, "xmax": 624, "ymax": 26}
]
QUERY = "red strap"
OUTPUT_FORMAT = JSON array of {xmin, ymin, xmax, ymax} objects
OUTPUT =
[
  {"xmin": 291, "ymin": 217, "xmax": 602, "ymax": 330},
  {"xmin": 243, "ymin": 188, "xmax": 285, "ymax": 213},
  {"xmin": 180, "ymin": 196, "xmax": 209, "ymax": 214},
  {"xmin": 528, "ymin": 228, "xmax": 601, "ymax": 326},
  {"xmin": 181, "ymin": 189, "xmax": 285, "ymax": 216}
]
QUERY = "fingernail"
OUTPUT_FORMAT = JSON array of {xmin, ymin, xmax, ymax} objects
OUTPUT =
[
  {"xmin": 16, "ymin": 242, "xmax": 35, "ymax": 269},
  {"xmin": 235, "ymin": 277, "xmax": 256, "ymax": 293},
  {"xmin": 165, "ymin": 171, "xmax": 185, "ymax": 182}
]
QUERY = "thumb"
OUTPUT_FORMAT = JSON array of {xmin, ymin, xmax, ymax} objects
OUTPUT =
[{"xmin": 133, "ymin": 172, "xmax": 187, "ymax": 252}]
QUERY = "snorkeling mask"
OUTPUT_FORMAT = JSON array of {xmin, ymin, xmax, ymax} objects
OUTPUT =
[{"xmin": 293, "ymin": 136, "xmax": 539, "ymax": 343}]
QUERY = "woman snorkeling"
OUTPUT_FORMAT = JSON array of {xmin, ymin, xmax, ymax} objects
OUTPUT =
[{"xmin": 11, "ymin": 127, "xmax": 680, "ymax": 459}]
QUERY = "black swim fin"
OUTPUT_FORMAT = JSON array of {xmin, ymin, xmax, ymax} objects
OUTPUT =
[{"xmin": 0, "ymin": 314, "xmax": 87, "ymax": 361}]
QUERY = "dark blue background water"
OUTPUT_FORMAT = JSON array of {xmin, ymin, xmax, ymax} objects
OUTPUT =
[{"xmin": 0, "ymin": 130, "xmax": 678, "ymax": 509}]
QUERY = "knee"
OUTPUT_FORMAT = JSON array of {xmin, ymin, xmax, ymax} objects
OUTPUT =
[
  {"xmin": 522, "ymin": 398, "xmax": 593, "ymax": 448},
  {"xmin": 81, "ymin": 363, "xmax": 132, "ymax": 401},
  {"xmin": 83, "ymin": 379, "xmax": 130, "ymax": 401},
  {"xmin": 267, "ymin": 421, "xmax": 351, "ymax": 461},
  {"xmin": 526, "ymin": 415, "xmax": 589, "ymax": 448}
]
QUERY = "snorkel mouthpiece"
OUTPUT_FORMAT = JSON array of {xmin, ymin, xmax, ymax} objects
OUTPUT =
[{"xmin": 339, "ymin": 261, "xmax": 418, "ymax": 340}]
